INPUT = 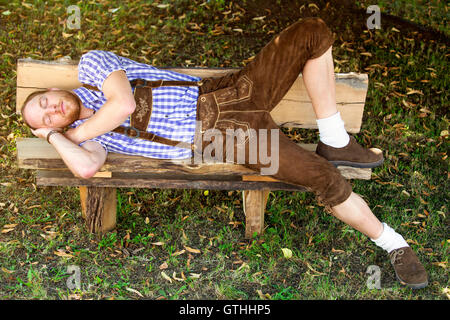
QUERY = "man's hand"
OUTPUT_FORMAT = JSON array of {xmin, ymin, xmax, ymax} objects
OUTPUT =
[{"xmin": 30, "ymin": 127, "xmax": 63, "ymax": 140}]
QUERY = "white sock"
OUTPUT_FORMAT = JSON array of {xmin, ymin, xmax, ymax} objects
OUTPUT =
[
  {"xmin": 371, "ymin": 222, "xmax": 409, "ymax": 253},
  {"xmin": 316, "ymin": 111, "xmax": 350, "ymax": 148}
]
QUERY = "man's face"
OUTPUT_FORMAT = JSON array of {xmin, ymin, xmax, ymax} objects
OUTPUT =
[{"xmin": 23, "ymin": 89, "xmax": 81, "ymax": 129}]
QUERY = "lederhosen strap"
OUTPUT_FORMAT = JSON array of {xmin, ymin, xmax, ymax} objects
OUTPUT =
[{"xmin": 81, "ymin": 79, "xmax": 203, "ymax": 150}]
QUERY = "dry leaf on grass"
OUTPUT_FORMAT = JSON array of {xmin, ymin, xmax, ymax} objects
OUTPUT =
[
  {"xmin": 126, "ymin": 287, "xmax": 144, "ymax": 298},
  {"xmin": 281, "ymin": 248, "xmax": 292, "ymax": 259},
  {"xmin": 161, "ymin": 271, "xmax": 172, "ymax": 283},
  {"xmin": 184, "ymin": 246, "xmax": 201, "ymax": 254}
]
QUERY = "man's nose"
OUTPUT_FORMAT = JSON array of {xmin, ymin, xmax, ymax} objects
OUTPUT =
[{"xmin": 48, "ymin": 103, "xmax": 59, "ymax": 114}]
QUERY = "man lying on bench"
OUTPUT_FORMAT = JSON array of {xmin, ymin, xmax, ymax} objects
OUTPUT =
[{"xmin": 19, "ymin": 18, "xmax": 428, "ymax": 289}]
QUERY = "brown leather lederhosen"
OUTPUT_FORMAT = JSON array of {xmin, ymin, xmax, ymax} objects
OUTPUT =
[
  {"xmin": 84, "ymin": 18, "xmax": 354, "ymax": 208},
  {"xmin": 193, "ymin": 18, "xmax": 354, "ymax": 208}
]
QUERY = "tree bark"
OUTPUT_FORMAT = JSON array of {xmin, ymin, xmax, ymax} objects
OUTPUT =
[
  {"xmin": 243, "ymin": 189, "xmax": 270, "ymax": 239},
  {"xmin": 79, "ymin": 186, "xmax": 117, "ymax": 233}
]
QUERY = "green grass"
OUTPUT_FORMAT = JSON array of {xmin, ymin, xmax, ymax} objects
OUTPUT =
[{"xmin": 0, "ymin": 0, "xmax": 448, "ymax": 300}]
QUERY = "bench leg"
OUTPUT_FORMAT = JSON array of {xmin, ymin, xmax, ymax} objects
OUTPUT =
[
  {"xmin": 79, "ymin": 186, "xmax": 117, "ymax": 233},
  {"xmin": 243, "ymin": 190, "xmax": 270, "ymax": 239}
]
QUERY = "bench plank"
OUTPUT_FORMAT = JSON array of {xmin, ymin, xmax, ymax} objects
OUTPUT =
[
  {"xmin": 36, "ymin": 170, "xmax": 308, "ymax": 191},
  {"xmin": 16, "ymin": 59, "xmax": 367, "ymax": 133},
  {"xmin": 17, "ymin": 138, "xmax": 371, "ymax": 180}
]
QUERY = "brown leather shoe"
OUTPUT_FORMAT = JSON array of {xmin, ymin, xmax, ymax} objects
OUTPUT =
[
  {"xmin": 390, "ymin": 247, "xmax": 428, "ymax": 289},
  {"xmin": 316, "ymin": 136, "xmax": 384, "ymax": 168}
]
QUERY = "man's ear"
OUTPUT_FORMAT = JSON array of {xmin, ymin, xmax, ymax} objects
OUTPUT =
[{"xmin": 48, "ymin": 87, "xmax": 60, "ymax": 91}]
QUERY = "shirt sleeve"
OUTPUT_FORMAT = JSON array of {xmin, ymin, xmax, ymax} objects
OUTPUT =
[{"xmin": 78, "ymin": 50, "xmax": 126, "ymax": 91}]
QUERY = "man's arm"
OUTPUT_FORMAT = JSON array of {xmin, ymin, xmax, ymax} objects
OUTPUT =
[
  {"xmin": 32, "ymin": 128, "xmax": 107, "ymax": 179},
  {"xmin": 66, "ymin": 70, "xmax": 136, "ymax": 145}
]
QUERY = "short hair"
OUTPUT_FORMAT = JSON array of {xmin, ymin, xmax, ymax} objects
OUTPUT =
[{"xmin": 20, "ymin": 89, "xmax": 49, "ymax": 130}]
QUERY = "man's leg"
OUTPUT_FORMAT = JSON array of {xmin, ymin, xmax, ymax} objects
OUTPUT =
[
  {"xmin": 332, "ymin": 192, "xmax": 428, "ymax": 289},
  {"xmin": 302, "ymin": 46, "xmax": 384, "ymax": 167},
  {"xmin": 303, "ymin": 46, "xmax": 349, "ymax": 148},
  {"xmin": 243, "ymin": 114, "xmax": 428, "ymax": 290},
  {"xmin": 331, "ymin": 192, "xmax": 383, "ymax": 239},
  {"xmin": 303, "ymin": 46, "xmax": 340, "ymax": 120}
]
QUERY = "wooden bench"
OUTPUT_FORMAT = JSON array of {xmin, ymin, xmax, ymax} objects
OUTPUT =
[{"xmin": 16, "ymin": 58, "xmax": 371, "ymax": 238}]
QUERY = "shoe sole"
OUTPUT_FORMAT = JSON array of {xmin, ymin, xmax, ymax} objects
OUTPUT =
[
  {"xmin": 330, "ymin": 158, "xmax": 385, "ymax": 169},
  {"xmin": 395, "ymin": 273, "xmax": 429, "ymax": 290}
]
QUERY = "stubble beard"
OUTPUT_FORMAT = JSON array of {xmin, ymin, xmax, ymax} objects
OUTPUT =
[{"xmin": 61, "ymin": 90, "xmax": 82, "ymax": 125}]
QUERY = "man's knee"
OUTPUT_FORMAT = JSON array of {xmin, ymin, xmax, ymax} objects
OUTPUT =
[
  {"xmin": 288, "ymin": 17, "xmax": 334, "ymax": 58},
  {"xmin": 295, "ymin": 17, "xmax": 330, "ymax": 33},
  {"xmin": 319, "ymin": 172, "xmax": 353, "ymax": 208}
]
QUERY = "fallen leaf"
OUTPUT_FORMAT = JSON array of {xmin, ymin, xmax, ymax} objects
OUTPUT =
[
  {"xmin": 108, "ymin": 7, "xmax": 120, "ymax": 13},
  {"xmin": 432, "ymin": 261, "xmax": 447, "ymax": 269},
  {"xmin": 406, "ymin": 89, "xmax": 423, "ymax": 95},
  {"xmin": 401, "ymin": 190, "xmax": 411, "ymax": 197},
  {"xmin": 172, "ymin": 272, "xmax": 184, "ymax": 281},
  {"xmin": 442, "ymin": 287, "xmax": 450, "ymax": 299},
  {"xmin": 159, "ymin": 262, "xmax": 168, "ymax": 270},
  {"xmin": 281, "ymin": 248, "xmax": 293, "ymax": 259},
  {"xmin": 54, "ymin": 250, "xmax": 74, "ymax": 258},
  {"xmin": 184, "ymin": 246, "xmax": 201, "ymax": 254},
  {"xmin": 256, "ymin": 289, "xmax": 271, "ymax": 300},
  {"xmin": 126, "ymin": 287, "xmax": 144, "ymax": 297},
  {"xmin": 62, "ymin": 32, "xmax": 73, "ymax": 38},
  {"xmin": 3, "ymin": 224, "xmax": 17, "ymax": 229},
  {"xmin": 252, "ymin": 16, "xmax": 266, "ymax": 21},
  {"xmin": 1, "ymin": 267, "xmax": 14, "ymax": 274},
  {"xmin": 305, "ymin": 262, "xmax": 325, "ymax": 275},
  {"xmin": 161, "ymin": 271, "xmax": 172, "ymax": 283},
  {"xmin": 172, "ymin": 249, "xmax": 185, "ymax": 257}
]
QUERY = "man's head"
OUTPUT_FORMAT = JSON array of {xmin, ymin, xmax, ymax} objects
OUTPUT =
[{"xmin": 21, "ymin": 88, "xmax": 82, "ymax": 130}]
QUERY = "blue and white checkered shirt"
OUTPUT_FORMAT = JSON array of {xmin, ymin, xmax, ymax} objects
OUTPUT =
[{"xmin": 69, "ymin": 50, "xmax": 199, "ymax": 159}]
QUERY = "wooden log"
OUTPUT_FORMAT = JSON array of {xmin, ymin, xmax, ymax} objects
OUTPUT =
[
  {"xmin": 79, "ymin": 186, "xmax": 117, "ymax": 233},
  {"xmin": 243, "ymin": 190, "xmax": 270, "ymax": 238}
]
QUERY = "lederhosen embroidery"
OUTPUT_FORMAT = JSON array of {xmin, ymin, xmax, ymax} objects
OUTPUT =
[{"xmin": 82, "ymin": 79, "xmax": 202, "ymax": 150}]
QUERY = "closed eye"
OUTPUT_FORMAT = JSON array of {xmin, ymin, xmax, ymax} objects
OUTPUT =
[{"xmin": 40, "ymin": 96, "xmax": 47, "ymax": 109}]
